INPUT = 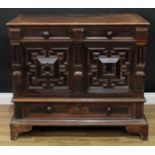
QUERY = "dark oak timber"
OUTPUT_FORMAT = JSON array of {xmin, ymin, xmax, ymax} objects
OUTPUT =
[{"xmin": 7, "ymin": 14, "xmax": 150, "ymax": 140}]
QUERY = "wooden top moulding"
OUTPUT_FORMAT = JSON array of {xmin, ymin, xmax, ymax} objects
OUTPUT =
[{"xmin": 7, "ymin": 14, "xmax": 150, "ymax": 26}]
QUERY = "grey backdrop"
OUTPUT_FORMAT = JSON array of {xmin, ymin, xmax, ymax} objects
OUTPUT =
[{"xmin": 0, "ymin": 8, "xmax": 155, "ymax": 92}]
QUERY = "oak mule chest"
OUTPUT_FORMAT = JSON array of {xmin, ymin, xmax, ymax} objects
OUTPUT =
[{"xmin": 7, "ymin": 14, "xmax": 150, "ymax": 140}]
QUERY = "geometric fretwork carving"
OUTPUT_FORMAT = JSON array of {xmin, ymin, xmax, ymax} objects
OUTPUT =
[
  {"xmin": 25, "ymin": 47, "xmax": 69, "ymax": 89},
  {"xmin": 88, "ymin": 47, "xmax": 131, "ymax": 88}
]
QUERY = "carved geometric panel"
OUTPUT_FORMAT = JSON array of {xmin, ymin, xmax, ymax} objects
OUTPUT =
[
  {"xmin": 88, "ymin": 47, "xmax": 131, "ymax": 89},
  {"xmin": 24, "ymin": 47, "xmax": 70, "ymax": 90}
]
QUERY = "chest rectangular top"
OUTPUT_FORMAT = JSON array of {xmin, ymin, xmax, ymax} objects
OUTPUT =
[{"xmin": 7, "ymin": 14, "xmax": 149, "ymax": 26}]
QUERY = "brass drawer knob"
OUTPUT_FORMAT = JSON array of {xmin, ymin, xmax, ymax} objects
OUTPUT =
[
  {"xmin": 106, "ymin": 106, "xmax": 112, "ymax": 114},
  {"xmin": 46, "ymin": 106, "xmax": 53, "ymax": 113},
  {"xmin": 42, "ymin": 31, "xmax": 51, "ymax": 39},
  {"xmin": 106, "ymin": 31, "xmax": 113, "ymax": 39},
  {"xmin": 77, "ymin": 104, "xmax": 82, "ymax": 112}
]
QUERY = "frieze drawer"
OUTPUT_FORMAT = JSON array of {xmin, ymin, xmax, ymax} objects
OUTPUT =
[{"xmin": 14, "ymin": 26, "xmax": 135, "ymax": 41}]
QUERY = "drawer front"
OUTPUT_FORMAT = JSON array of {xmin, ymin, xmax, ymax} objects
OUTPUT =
[
  {"xmin": 21, "ymin": 26, "xmax": 135, "ymax": 41},
  {"xmin": 85, "ymin": 26, "xmax": 135, "ymax": 40},
  {"xmin": 23, "ymin": 102, "xmax": 134, "ymax": 118},
  {"xmin": 22, "ymin": 27, "xmax": 71, "ymax": 40}
]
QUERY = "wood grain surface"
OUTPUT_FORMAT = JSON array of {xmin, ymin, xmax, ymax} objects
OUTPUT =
[{"xmin": 7, "ymin": 14, "xmax": 150, "ymax": 26}]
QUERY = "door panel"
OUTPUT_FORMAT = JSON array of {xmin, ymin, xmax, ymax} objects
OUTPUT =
[
  {"xmin": 21, "ymin": 42, "xmax": 72, "ymax": 96},
  {"xmin": 85, "ymin": 43, "xmax": 136, "ymax": 95},
  {"xmin": 20, "ymin": 41, "xmax": 136, "ymax": 97}
]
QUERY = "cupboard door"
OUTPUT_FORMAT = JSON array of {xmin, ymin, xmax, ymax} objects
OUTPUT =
[
  {"xmin": 85, "ymin": 43, "xmax": 136, "ymax": 96},
  {"xmin": 21, "ymin": 42, "xmax": 73, "ymax": 96}
]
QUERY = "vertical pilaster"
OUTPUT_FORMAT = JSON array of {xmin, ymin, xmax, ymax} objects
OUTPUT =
[
  {"xmin": 9, "ymin": 28, "xmax": 23, "ymax": 97},
  {"xmin": 135, "ymin": 27, "xmax": 149, "ymax": 97},
  {"xmin": 72, "ymin": 28, "xmax": 86, "ymax": 93}
]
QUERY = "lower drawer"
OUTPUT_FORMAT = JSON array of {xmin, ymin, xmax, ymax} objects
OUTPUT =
[{"xmin": 22, "ymin": 102, "xmax": 134, "ymax": 118}]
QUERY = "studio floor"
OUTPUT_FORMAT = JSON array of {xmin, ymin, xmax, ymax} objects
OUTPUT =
[{"xmin": 0, "ymin": 105, "xmax": 155, "ymax": 146}]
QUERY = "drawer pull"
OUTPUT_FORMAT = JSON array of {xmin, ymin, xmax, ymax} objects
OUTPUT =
[
  {"xmin": 46, "ymin": 106, "xmax": 53, "ymax": 113},
  {"xmin": 106, "ymin": 31, "xmax": 113, "ymax": 39},
  {"xmin": 106, "ymin": 106, "xmax": 112, "ymax": 114},
  {"xmin": 77, "ymin": 104, "xmax": 82, "ymax": 112},
  {"xmin": 42, "ymin": 31, "xmax": 51, "ymax": 39}
]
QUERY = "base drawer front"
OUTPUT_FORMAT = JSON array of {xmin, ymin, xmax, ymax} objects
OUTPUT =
[{"xmin": 23, "ymin": 102, "xmax": 134, "ymax": 118}]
